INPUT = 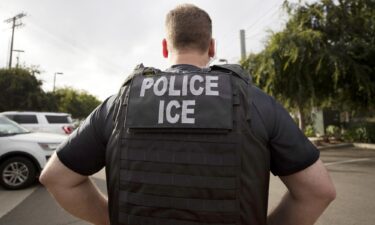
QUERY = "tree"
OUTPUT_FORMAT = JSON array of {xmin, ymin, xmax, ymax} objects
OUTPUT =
[
  {"xmin": 241, "ymin": 0, "xmax": 375, "ymax": 130},
  {"xmin": 242, "ymin": 13, "xmax": 332, "ymax": 130},
  {"xmin": 53, "ymin": 88, "xmax": 101, "ymax": 119},
  {"xmin": 315, "ymin": 0, "xmax": 375, "ymax": 110},
  {"xmin": 0, "ymin": 67, "xmax": 101, "ymax": 119},
  {"xmin": 0, "ymin": 68, "xmax": 47, "ymax": 112}
]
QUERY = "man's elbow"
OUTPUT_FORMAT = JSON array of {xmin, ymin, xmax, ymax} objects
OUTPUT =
[
  {"xmin": 39, "ymin": 153, "xmax": 66, "ymax": 189},
  {"xmin": 39, "ymin": 163, "xmax": 62, "ymax": 189},
  {"xmin": 323, "ymin": 184, "xmax": 336, "ymax": 203},
  {"xmin": 312, "ymin": 182, "xmax": 337, "ymax": 205},
  {"xmin": 39, "ymin": 153, "xmax": 89, "ymax": 192},
  {"xmin": 39, "ymin": 168, "xmax": 54, "ymax": 187}
]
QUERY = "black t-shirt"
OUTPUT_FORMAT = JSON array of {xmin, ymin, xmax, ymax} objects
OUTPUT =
[{"xmin": 57, "ymin": 64, "xmax": 319, "ymax": 176}]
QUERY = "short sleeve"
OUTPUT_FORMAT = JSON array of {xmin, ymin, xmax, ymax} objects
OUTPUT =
[
  {"xmin": 250, "ymin": 87, "xmax": 319, "ymax": 176},
  {"xmin": 268, "ymin": 101, "xmax": 320, "ymax": 176},
  {"xmin": 56, "ymin": 95, "xmax": 116, "ymax": 175}
]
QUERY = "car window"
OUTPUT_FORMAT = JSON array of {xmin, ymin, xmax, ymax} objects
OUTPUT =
[
  {"xmin": 4, "ymin": 114, "xmax": 14, "ymax": 120},
  {"xmin": 12, "ymin": 115, "xmax": 38, "ymax": 124},
  {"xmin": 45, "ymin": 115, "xmax": 71, "ymax": 124},
  {"xmin": 0, "ymin": 116, "xmax": 29, "ymax": 135}
]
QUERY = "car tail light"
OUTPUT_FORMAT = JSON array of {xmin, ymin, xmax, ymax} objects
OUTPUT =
[{"xmin": 62, "ymin": 126, "xmax": 74, "ymax": 134}]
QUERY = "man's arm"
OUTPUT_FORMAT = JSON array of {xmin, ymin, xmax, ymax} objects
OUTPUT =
[
  {"xmin": 268, "ymin": 159, "xmax": 336, "ymax": 225},
  {"xmin": 39, "ymin": 153, "xmax": 110, "ymax": 225}
]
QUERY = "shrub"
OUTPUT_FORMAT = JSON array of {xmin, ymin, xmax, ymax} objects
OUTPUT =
[
  {"xmin": 342, "ymin": 123, "xmax": 375, "ymax": 143},
  {"xmin": 304, "ymin": 125, "xmax": 315, "ymax": 137},
  {"xmin": 325, "ymin": 125, "xmax": 341, "ymax": 138}
]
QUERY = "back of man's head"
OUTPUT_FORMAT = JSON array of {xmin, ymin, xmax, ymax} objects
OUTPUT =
[{"xmin": 165, "ymin": 4, "xmax": 212, "ymax": 54}]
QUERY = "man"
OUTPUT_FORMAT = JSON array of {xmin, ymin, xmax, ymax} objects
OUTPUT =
[{"xmin": 40, "ymin": 4, "xmax": 336, "ymax": 225}]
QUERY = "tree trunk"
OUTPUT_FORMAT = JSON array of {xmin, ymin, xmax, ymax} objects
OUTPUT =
[{"xmin": 297, "ymin": 104, "xmax": 306, "ymax": 131}]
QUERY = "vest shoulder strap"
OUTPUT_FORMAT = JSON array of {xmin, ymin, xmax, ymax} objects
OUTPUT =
[
  {"xmin": 210, "ymin": 64, "xmax": 252, "ymax": 84},
  {"xmin": 121, "ymin": 63, "xmax": 162, "ymax": 87},
  {"xmin": 211, "ymin": 64, "xmax": 253, "ymax": 124},
  {"xmin": 113, "ymin": 64, "xmax": 162, "ymax": 125}
]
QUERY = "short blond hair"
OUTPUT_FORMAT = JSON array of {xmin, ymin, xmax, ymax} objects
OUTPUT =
[{"xmin": 165, "ymin": 4, "xmax": 212, "ymax": 53}]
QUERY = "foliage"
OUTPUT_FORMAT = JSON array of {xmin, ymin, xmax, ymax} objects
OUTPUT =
[
  {"xmin": 297, "ymin": 0, "xmax": 375, "ymax": 110},
  {"xmin": 0, "ymin": 68, "xmax": 46, "ymax": 112},
  {"xmin": 325, "ymin": 125, "xmax": 341, "ymax": 138},
  {"xmin": 304, "ymin": 124, "xmax": 316, "ymax": 137},
  {"xmin": 241, "ymin": 0, "xmax": 375, "ymax": 129},
  {"xmin": 342, "ymin": 123, "xmax": 375, "ymax": 143},
  {"xmin": 54, "ymin": 88, "xmax": 101, "ymax": 119},
  {"xmin": 0, "ymin": 67, "xmax": 101, "ymax": 119}
]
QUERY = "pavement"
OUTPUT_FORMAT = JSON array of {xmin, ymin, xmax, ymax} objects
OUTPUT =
[
  {"xmin": 1, "ymin": 146, "xmax": 375, "ymax": 225},
  {"xmin": 0, "ymin": 170, "xmax": 107, "ymax": 225}
]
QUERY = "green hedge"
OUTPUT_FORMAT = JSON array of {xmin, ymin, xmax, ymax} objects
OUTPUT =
[{"xmin": 343, "ymin": 122, "xmax": 375, "ymax": 143}]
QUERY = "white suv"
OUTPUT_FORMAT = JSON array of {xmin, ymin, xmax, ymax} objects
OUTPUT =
[
  {"xmin": 0, "ymin": 116, "xmax": 67, "ymax": 189},
  {"xmin": 0, "ymin": 111, "xmax": 74, "ymax": 135}
]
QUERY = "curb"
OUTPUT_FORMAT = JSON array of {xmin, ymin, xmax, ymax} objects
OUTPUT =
[
  {"xmin": 315, "ymin": 143, "xmax": 375, "ymax": 150},
  {"xmin": 317, "ymin": 143, "xmax": 353, "ymax": 150},
  {"xmin": 353, "ymin": 143, "xmax": 375, "ymax": 150}
]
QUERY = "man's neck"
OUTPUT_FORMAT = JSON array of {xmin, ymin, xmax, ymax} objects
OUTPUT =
[{"xmin": 169, "ymin": 52, "xmax": 210, "ymax": 68}]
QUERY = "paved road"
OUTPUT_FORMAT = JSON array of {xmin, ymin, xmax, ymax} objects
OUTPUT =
[
  {"xmin": 269, "ymin": 147, "xmax": 375, "ymax": 225},
  {"xmin": 1, "ymin": 147, "xmax": 374, "ymax": 225}
]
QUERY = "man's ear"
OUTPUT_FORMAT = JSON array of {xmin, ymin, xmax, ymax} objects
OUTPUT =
[
  {"xmin": 208, "ymin": 38, "xmax": 215, "ymax": 58},
  {"xmin": 162, "ymin": 39, "xmax": 169, "ymax": 58}
]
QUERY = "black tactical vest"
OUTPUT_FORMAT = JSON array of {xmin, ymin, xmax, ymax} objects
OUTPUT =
[{"xmin": 106, "ymin": 64, "xmax": 271, "ymax": 225}]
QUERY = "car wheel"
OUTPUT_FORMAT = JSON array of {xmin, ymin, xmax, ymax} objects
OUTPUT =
[{"xmin": 0, "ymin": 157, "xmax": 37, "ymax": 190}]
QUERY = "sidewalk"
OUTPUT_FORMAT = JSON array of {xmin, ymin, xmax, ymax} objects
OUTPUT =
[{"xmin": 308, "ymin": 137, "xmax": 375, "ymax": 150}]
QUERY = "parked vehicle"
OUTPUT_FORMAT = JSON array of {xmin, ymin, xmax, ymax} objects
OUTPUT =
[
  {"xmin": 0, "ymin": 116, "xmax": 67, "ymax": 190},
  {"xmin": 0, "ymin": 111, "xmax": 74, "ymax": 135}
]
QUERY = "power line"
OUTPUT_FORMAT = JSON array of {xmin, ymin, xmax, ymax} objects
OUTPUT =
[
  {"xmin": 244, "ymin": 3, "xmax": 282, "ymax": 36},
  {"xmin": 219, "ymin": 3, "xmax": 282, "ymax": 53},
  {"xmin": 26, "ymin": 17, "xmax": 124, "ymax": 74},
  {"xmin": 220, "ymin": 3, "xmax": 284, "ymax": 58},
  {"xmin": 245, "ymin": 9, "xmax": 283, "ymax": 41},
  {"xmin": 4, "ymin": 12, "xmax": 27, "ymax": 69},
  {"xmin": 217, "ymin": 0, "xmax": 264, "ymax": 45}
]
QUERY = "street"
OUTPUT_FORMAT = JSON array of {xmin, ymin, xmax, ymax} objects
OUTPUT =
[{"xmin": 1, "ymin": 147, "xmax": 374, "ymax": 225}]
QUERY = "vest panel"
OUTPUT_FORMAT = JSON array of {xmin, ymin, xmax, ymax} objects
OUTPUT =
[
  {"xmin": 118, "ymin": 132, "xmax": 240, "ymax": 224},
  {"xmin": 106, "ymin": 66, "xmax": 270, "ymax": 225}
]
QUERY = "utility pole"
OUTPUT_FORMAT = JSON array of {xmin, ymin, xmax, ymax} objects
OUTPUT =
[
  {"xmin": 53, "ymin": 72, "xmax": 63, "ymax": 93},
  {"xmin": 4, "ymin": 13, "xmax": 26, "ymax": 69},
  {"xmin": 218, "ymin": 59, "xmax": 228, "ymax": 64},
  {"xmin": 240, "ymin": 29, "xmax": 246, "ymax": 60},
  {"xmin": 13, "ymin": 49, "xmax": 25, "ymax": 68}
]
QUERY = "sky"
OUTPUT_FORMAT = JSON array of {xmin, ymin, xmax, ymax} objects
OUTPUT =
[{"xmin": 0, "ymin": 0, "xmax": 292, "ymax": 100}]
